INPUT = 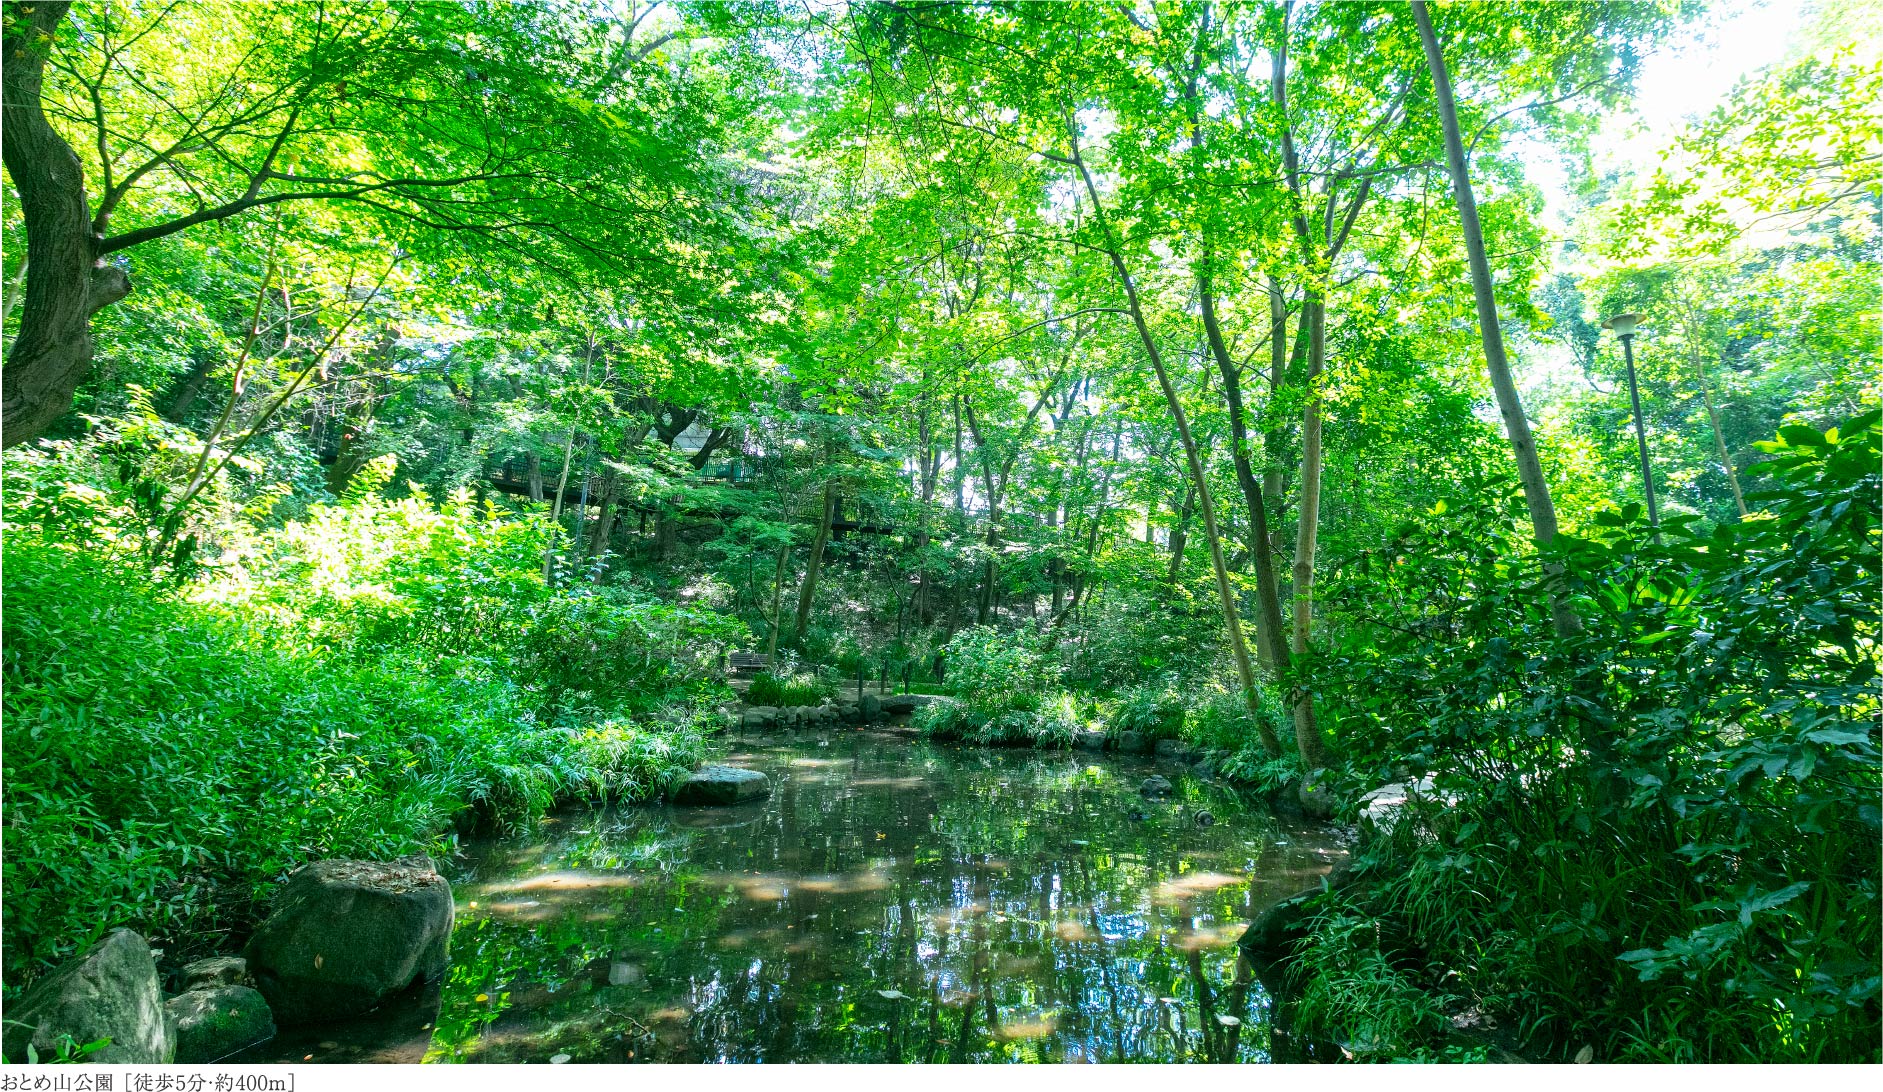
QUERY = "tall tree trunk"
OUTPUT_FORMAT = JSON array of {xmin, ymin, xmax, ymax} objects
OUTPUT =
[
  {"xmin": 1289, "ymin": 296, "xmax": 1329, "ymax": 770},
  {"xmin": 587, "ymin": 470, "xmax": 618, "ymax": 555},
  {"xmin": 2, "ymin": 1, "xmax": 131, "ymax": 447},
  {"xmin": 1693, "ymin": 349, "xmax": 1748, "ymax": 518},
  {"xmin": 794, "ymin": 481, "xmax": 836, "ymax": 638},
  {"xmin": 1071, "ymin": 138, "xmax": 1279, "ymax": 758},
  {"xmin": 528, "ymin": 451, "xmax": 545, "ymax": 503},
  {"xmin": 162, "ymin": 353, "xmax": 214, "ymax": 423},
  {"xmin": 951, "ymin": 394, "xmax": 967, "ymax": 527},
  {"xmin": 766, "ymin": 543, "xmax": 789, "ymax": 660},
  {"xmin": 1413, "ymin": 0, "xmax": 1577, "ymax": 637},
  {"xmin": 1166, "ymin": 484, "xmax": 1193, "ymax": 583},
  {"xmin": 1201, "ymin": 273, "xmax": 1290, "ymax": 672},
  {"xmin": 549, "ymin": 432, "xmax": 577, "ymax": 523}
]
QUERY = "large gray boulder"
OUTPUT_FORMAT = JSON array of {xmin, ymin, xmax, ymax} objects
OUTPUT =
[
  {"xmin": 742, "ymin": 706, "xmax": 778, "ymax": 729},
  {"xmin": 673, "ymin": 765, "xmax": 771, "ymax": 806},
  {"xmin": 880, "ymin": 694, "xmax": 917, "ymax": 716},
  {"xmin": 1073, "ymin": 730, "xmax": 1107, "ymax": 750},
  {"xmin": 2, "ymin": 928, "xmax": 174, "ymax": 1063},
  {"xmin": 245, "ymin": 857, "xmax": 453, "ymax": 1026},
  {"xmin": 166, "ymin": 986, "xmax": 275, "ymax": 1063},
  {"xmin": 859, "ymin": 694, "xmax": 883, "ymax": 723}
]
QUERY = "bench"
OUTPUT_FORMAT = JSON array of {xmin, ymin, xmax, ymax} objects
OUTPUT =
[{"xmin": 728, "ymin": 651, "xmax": 772, "ymax": 677}]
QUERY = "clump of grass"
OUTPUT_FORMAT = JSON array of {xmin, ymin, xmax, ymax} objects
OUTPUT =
[{"xmin": 746, "ymin": 670, "xmax": 831, "ymax": 707}]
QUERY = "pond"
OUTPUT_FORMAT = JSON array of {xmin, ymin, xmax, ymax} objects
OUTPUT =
[{"xmin": 246, "ymin": 728, "xmax": 1346, "ymax": 1064}]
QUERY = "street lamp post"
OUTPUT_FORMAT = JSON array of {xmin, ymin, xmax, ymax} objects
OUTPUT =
[{"xmin": 1603, "ymin": 312, "xmax": 1659, "ymax": 538}]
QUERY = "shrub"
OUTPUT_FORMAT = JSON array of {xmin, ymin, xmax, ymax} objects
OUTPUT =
[
  {"xmin": 215, "ymin": 472, "xmax": 743, "ymax": 719},
  {"xmin": 1290, "ymin": 895, "xmax": 1455, "ymax": 1059},
  {"xmin": 941, "ymin": 626, "xmax": 1056, "ymax": 714},
  {"xmin": 1110, "ymin": 674, "xmax": 1189, "ymax": 740},
  {"xmin": 0, "ymin": 538, "xmax": 713, "ymax": 984},
  {"xmin": 746, "ymin": 670, "xmax": 831, "ymax": 708},
  {"xmin": 1304, "ymin": 412, "xmax": 1882, "ymax": 1062}
]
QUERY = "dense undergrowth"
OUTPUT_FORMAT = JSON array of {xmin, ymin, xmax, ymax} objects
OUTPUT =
[
  {"xmin": 2, "ymin": 449, "xmax": 739, "ymax": 987},
  {"xmin": 1283, "ymin": 412, "xmax": 1881, "ymax": 1063}
]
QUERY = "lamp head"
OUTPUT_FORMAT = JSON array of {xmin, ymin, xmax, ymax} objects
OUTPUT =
[{"xmin": 1603, "ymin": 312, "xmax": 1646, "ymax": 338}]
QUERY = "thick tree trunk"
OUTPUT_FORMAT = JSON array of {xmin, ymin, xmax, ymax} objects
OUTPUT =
[
  {"xmin": 2, "ymin": 1, "xmax": 131, "ymax": 447},
  {"xmin": 1413, "ymin": 0, "xmax": 1577, "ymax": 637},
  {"xmin": 528, "ymin": 451, "xmax": 545, "ymax": 503},
  {"xmin": 793, "ymin": 481, "xmax": 836, "ymax": 638}
]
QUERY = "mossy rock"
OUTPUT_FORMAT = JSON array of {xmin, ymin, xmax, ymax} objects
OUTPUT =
[
  {"xmin": 167, "ymin": 986, "xmax": 275, "ymax": 1062},
  {"xmin": 1, "ymin": 928, "xmax": 174, "ymax": 1063}
]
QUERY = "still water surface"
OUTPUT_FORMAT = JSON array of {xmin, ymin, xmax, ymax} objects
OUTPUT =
[{"xmin": 251, "ymin": 728, "xmax": 1344, "ymax": 1063}]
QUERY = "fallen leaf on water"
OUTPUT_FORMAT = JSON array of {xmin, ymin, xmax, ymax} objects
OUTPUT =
[
  {"xmin": 877, "ymin": 990, "xmax": 908, "ymax": 1000},
  {"xmin": 1574, "ymin": 1045, "xmax": 1594, "ymax": 1064},
  {"xmin": 1216, "ymin": 1015, "xmax": 1241, "ymax": 1027},
  {"xmin": 475, "ymin": 993, "xmax": 489, "ymax": 1003},
  {"xmin": 550, "ymin": 1054, "xmax": 571, "ymax": 1064}
]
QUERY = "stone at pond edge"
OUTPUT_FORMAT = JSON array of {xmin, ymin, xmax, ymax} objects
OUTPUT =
[
  {"xmin": 1112, "ymin": 731, "xmax": 1150, "ymax": 754},
  {"xmin": 1154, "ymin": 739, "xmax": 1197, "ymax": 763},
  {"xmin": 166, "ymin": 986, "xmax": 275, "ymax": 1062},
  {"xmin": 1073, "ymin": 729, "xmax": 1106, "ymax": 750},
  {"xmin": 859, "ymin": 694, "xmax": 883, "ymax": 723},
  {"xmin": 180, "ymin": 956, "xmax": 251, "ymax": 992},
  {"xmin": 743, "ymin": 706, "xmax": 779, "ymax": 729},
  {"xmin": 880, "ymin": 694, "xmax": 917, "ymax": 716},
  {"xmin": 1, "ymin": 928, "xmax": 174, "ymax": 1063},
  {"xmin": 1237, "ymin": 856, "xmax": 1358, "ymax": 971},
  {"xmin": 1139, "ymin": 775, "xmax": 1174, "ymax": 797},
  {"xmin": 1298, "ymin": 767, "xmax": 1337, "ymax": 820},
  {"xmin": 244, "ymin": 857, "xmax": 453, "ymax": 1026},
  {"xmin": 673, "ymin": 765, "xmax": 771, "ymax": 806}
]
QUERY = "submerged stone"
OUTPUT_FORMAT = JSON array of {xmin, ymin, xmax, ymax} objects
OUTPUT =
[{"xmin": 673, "ymin": 765, "xmax": 771, "ymax": 806}]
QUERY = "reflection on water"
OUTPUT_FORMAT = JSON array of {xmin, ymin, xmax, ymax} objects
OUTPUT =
[{"xmin": 249, "ymin": 729, "xmax": 1345, "ymax": 1064}]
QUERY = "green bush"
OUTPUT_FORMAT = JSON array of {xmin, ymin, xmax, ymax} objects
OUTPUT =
[
  {"xmin": 0, "ymin": 538, "xmax": 713, "ymax": 983},
  {"xmin": 746, "ymin": 669, "xmax": 831, "ymax": 707},
  {"xmin": 941, "ymin": 625, "xmax": 1056, "ymax": 714},
  {"xmin": 1306, "ymin": 412, "xmax": 1882, "ymax": 1062},
  {"xmin": 1110, "ymin": 674, "xmax": 1188, "ymax": 740},
  {"xmin": 1289, "ymin": 895, "xmax": 1455, "ymax": 1059},
  {"xmin": 216, "ymin": 469, "xmax": 743, "ymax": 718}
]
